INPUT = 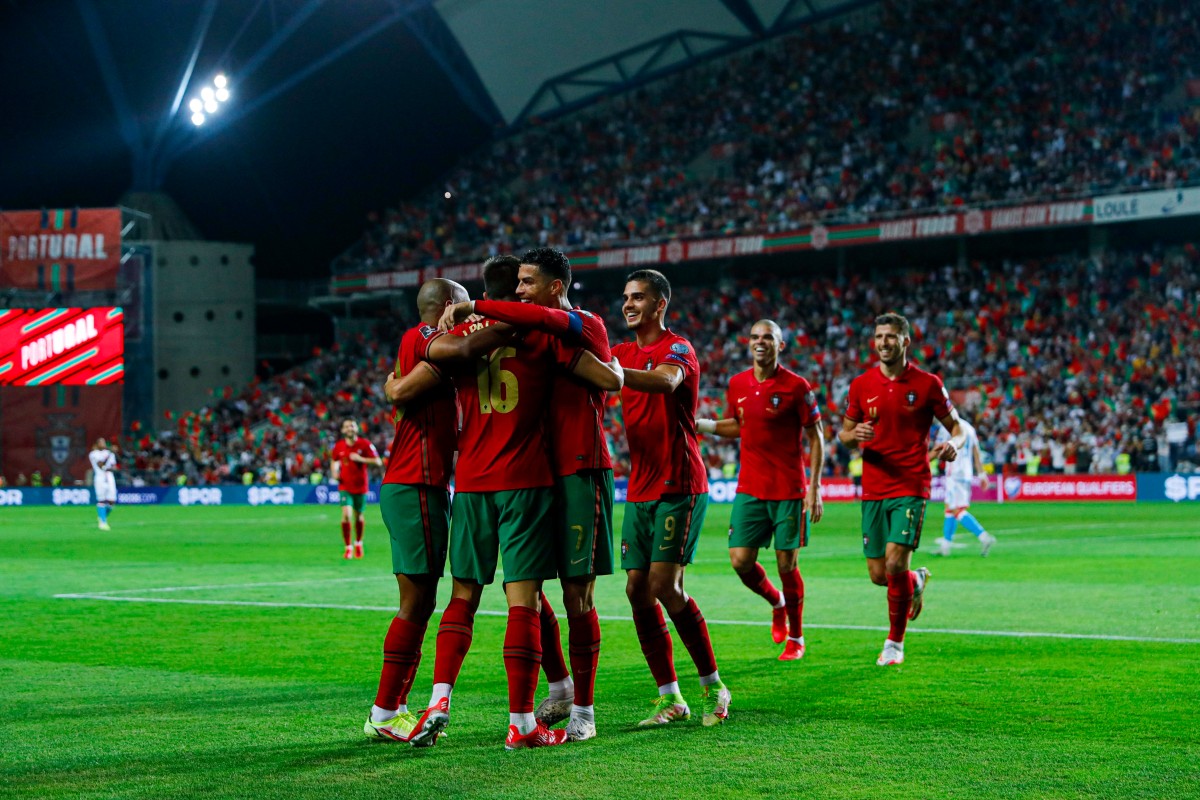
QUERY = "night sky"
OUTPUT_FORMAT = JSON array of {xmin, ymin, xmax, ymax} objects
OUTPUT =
[{"xmin": 0, "ymin": 0, "xmax": 496, "ymax": 281}]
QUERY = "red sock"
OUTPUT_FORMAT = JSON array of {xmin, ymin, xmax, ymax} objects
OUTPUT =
[
  {"xmin": 374, "ymin": 617, "xmax": 426, "ymax": 710},
  {"xmin": 632, "ymin": 604, "xmax": 677, "ymax": 687},
  {"xmin": 341, "ymin": 521, "xmax": 351, "ymax": 546},
  {"xmin": 355, "ymin": 518, "xmax": 364, "ymax": 542},
  {"xmin": 780, "ymin": 568, "xmax": 804, "ymax": 638},
  {"xmin": 433, "ymin": 598, "xmax": 475, "ymax": 686},
  {"xmin": 886, "ymin": 571, "xmax": 914, "ymax": 642},
  {"xmin": 503, "ymin": 606, "xmax": 542, "ymax": 713},
  {"xmin": 538, "ymin": 592, "xmax": 570, "ymax": 683},
  {"xmin": 567, "ymin": 609, "xmax": 601, "ymax": 706},
  {"xmin": 738, "ymin": 562, "xmax": 782, "ymax": 606},
  {"xmin": 667, "ymin": 598, "xmax": 718, "ymax": 677}
]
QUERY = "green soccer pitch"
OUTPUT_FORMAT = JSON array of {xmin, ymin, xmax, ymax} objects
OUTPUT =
[{"xmin": 2, "ymin": 501, "xmax": 1197, "ymax": 799}]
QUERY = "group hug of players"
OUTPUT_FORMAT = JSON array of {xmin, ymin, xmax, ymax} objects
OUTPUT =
[{"xmin": 352, "ymin": 248, "xmax": 969, "ymax": 751}]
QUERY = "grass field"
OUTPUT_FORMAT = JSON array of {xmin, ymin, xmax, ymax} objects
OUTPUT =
[{"xmin": 2, "ymin": 501, "xmax": 1198, "ymax": 799}]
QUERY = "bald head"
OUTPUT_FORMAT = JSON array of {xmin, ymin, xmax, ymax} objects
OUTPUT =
[{"xmin": 416, "ymin": 279, "xmax": 469, "ymax": 322}]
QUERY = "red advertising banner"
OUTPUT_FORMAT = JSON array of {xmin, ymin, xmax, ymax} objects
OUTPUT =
[
  {"xmin": 0, "ymin": 208, "xmax": 122, "ymax": 291},
  {"xmin": 0, "ymin": 307, "xmax": 125, "ymax": 385},
  {"xmin": 0, "ymin": 385, "xmax": 122, "ymax": 482},
  {"xmin": 1000, "ymin": 475, "xmax": 1137, "ymax": 502}
]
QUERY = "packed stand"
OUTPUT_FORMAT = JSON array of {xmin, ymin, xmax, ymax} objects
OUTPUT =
[{"xmin": 335, "ymin": 0, "xmax": 1200, "ymax": 275}]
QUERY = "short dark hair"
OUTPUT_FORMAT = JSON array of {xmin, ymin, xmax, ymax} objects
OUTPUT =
[
  {"xmin": 521, "ymin": 247, "xmax": 571, "ymax": 288},
  {"xmin": 340, "ymin": 417, "xmax": 357, "ymax": 428},
  {"xmin": 874, "ymin": 312, "xmax": 911, "ymax": 337},
  {"xmin": 482, "ymin": 255, "xmax": 521, "ymax": 301},
  {"xmin": 626, "ymin": 269, "xmax": 671, "ymax": 303}
]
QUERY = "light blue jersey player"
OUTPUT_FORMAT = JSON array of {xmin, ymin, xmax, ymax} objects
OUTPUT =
[
  {"xmin": 89, "ymin": 438, "xmax": 117, "ymax": 531},
  {"xmin": 933, "ymin": 420, "xmax": 996, "ymax": 556}
]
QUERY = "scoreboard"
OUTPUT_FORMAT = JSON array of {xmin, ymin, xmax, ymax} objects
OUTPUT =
[{"xmin": 0, "ymin": 307, "xmax": 124, "ymax": 385}]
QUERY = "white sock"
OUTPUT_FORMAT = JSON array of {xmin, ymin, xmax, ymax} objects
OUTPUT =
[
  {"xmin": 548, "ymin": 677, "xmax": 574, "ymax": 701},
  {"xmin": 657, "ymin": 681, "xmax": 681, "ymax": 697},
  {"xmin": 396, "ymin": 703, "xmax": 407, "ymax": 714},
  {"xmin": 370, "ymin": 704, "xmax": 397, "ymax": 723},
  {"xmin": 884, "ymin": 639, "xmax": 903, "ymax": 650},
  {"xmin": 570, "ymin": 704, "xmax": 594, "ymax": 722},
  {"xmin": 510, "ymin": 712, "xmax": 536, "ymax": 735},
  {"xmin": 430, "ymin": 683, "xmax": 452, "ymax": 706},
  {"xmin": 772, "ymin": 593, "xmax": 785, "ymax": 609},
  {"xmin": 788, "ymin": 636, "xmax": 805, "ymax": 646},
  {"xmin": 699, "ymin": 671, "xmax": 721, "ymax": 687}
]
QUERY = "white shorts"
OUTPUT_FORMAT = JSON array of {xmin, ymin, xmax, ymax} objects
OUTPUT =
[
  {"xmin": 944, "ymin": 477, "xmax": 972, "ymax": 511},
  {"xmin": 94, "ymin": 472, "xmax": 117, "ymax": 503}
]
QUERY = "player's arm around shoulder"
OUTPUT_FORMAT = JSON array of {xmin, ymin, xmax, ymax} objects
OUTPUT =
[
  {"xmin": 623, "ymin": 362, "xmax": 685, "ymax": 394},
  {"xmin": 384, "ymin": 362, "xmax": 442, "ymax": 405},
  {"xmin": 571, "ymin": 349, "xmax": 623, "ymax": 391},
  {"xmin": 426, "ymin": 321, "xmax": 516, "ymax": 362}
]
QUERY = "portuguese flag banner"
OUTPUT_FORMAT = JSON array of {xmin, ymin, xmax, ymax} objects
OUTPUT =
[{"xmin": 0, "ymin": 208, "xmax": 122, "ymax": 291}]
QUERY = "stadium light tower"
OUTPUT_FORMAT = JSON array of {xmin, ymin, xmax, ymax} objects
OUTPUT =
[{"xmin": 189, "ymin": 74, "xmax": 231, "ymax": 126}]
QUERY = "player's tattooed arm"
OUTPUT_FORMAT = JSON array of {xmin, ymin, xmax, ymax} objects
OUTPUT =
[
  {"xmin": 804, "ymin": 420, "xmax": 826, "ymax": 523},
  {"xmin": 622, "ymin": 362, "xmax": 684, "ymax": 394},
  {"xmin": 384, "ymin": 362, "xmax": 442, "ymax": 405},
  {"xmin": 931, "ymin": 411, "xmax": 964, "ymax": 462},
  {"xmin": 571, "ymin": 350, "xmax": 623, "ymax": 391}
]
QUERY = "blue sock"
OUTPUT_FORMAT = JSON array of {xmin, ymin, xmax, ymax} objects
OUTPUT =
[
  {"xmin": 960, "ymin": 512, "xmax": 986, "ymax": 537},
  {"xmin": 942, "ymin": 516, "xmax": 956, "ymax": 541},
  {"xmin": 98, "ymin": 505, "xmax": 108, "ymax": 523}
]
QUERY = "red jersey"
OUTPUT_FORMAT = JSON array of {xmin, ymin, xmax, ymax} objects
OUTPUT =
[
  {"xmin": 444, "ymin": 319, "xmax": 579, "ymax": 492},
  {"xmin": 613, "ymin": 331, "xmax": 708, "ymax": 502},
  {"xmin": 726, "ymin": 367, "xmax": 822, "ymax": 500},
  {"xmin": 844, "ymin": 363, "xmax": 954, "ymax": 500},
  {"xmin": 474, "ymin": 300, "xmax": 613, "ymax": 475},
  {"xmin": 331, "ymin": 436, "xmax": 379, "ymax": 494},
  {"xmin": 382, "ymin": 324, "xmax": 458, "ymax": 489}
]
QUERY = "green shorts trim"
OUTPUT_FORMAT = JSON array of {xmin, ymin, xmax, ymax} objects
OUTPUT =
[
  {"xmin": 340, "ymin": 490, "xmax": 366, "ymax": 514},
  {"xmin": 450, "ymin": 488, "xmax": 557, "ymax": 585},
  {"xmin": 557, "ymin": 470, "xmax": 615, "ymax": 579},
  {"xmin": 621, "ymin": 493, "xmax": 708, "ymax": 571},
  {"xmin": 728, "ymin": 494, "xmax": 807, "ymax": 551},
  {"xmin": 861, "ymin": 497, "xmax": 927, "ymax": 558},
  {"xmin": 379, "ymin": 484, "xmax": 449, "ymax": 576}
]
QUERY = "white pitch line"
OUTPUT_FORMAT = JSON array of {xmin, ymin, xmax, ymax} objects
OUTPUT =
[
  {"xmin": 78, "ymin": 576, "xmax": 381, "ymax": 596},
  {"xmin": 53, "ymin": 592, "xmax": 1200, "ymax": 645}
]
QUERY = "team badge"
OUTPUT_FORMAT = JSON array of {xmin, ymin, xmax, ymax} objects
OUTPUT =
[
  {"xmin": 621, "ymin": 540, "xmax": 629, "ymax": 557},
  {"xmin": 906, "ymin": 391, "xmax": 917, "ymax": 406},
  {"xmin": 670, "ymin": 343, "xmax": 689, "ymax": 355},
  {"xmin": 770, "ymin": 394, "xmax": 782, "ymax": 409},
  {"xmin": 644, "ymin": 359, "xmax": 654, "ymax": 370}
]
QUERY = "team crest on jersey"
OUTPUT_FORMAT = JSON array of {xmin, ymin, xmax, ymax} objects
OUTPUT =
[
  {"xmin": 770, "ymin": 394, "xmax": 782, "ymax": 409},
  {"xmin": 670, "ymin": 343, "xmax": 689, "ymax": 355},
  {"xmin": 644, "ymin": 359, "xmax": 654, "ymax": 370},
  {"xmin": 906, "ymin": 391, "xmax": 917, "ymax": 406}
]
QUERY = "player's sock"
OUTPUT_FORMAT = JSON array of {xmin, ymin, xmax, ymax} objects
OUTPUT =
[
  {"xmin": 105, "ymin": 504, "xmax": 113, "ymax": 521},
  {"xmin": 632, "ymin": 604, "xmax": 678, "ymax": 688},
  {"xmin": 960, "ymin": 512, "xmax": 987, "ymax": 537},
  {"xmin": 737, "ymin": 562, "xmax": 783, "ymax": 607},
  {"xmin": 657, "ymin": 681, "xmax": 681, "ymax": 697},
  {"xmin": 509, "ymin": 712, "xmax": 536, "ymax": 735},
  {"xmin": 667, "ymin": 598, "xmax": 718, "ymax": 678},
  {"xmin": 370, "ymin": 704, "xmax": 398, "ymax": 723},
  {"xmin": 538, "ymin": 592, "xmax": 571, "ymax": 688},
  {"xmin": 503, "ymin": 606, "xmax": 542, "ymax": 728},
  {"xmin": 942, "ymin": 515, "xmax": 957, "ymax": 540},
  {"xmin": 374, "ymin": 616, "xmax": 425, "ymax": 712},
  {"xmin": 355, "ymin": 518, "xmax": 364, "ymax": 542},
  {"xmin": 570, "ymin": 704, "xmax": 595, "ymax": 722},
  {"xmin": 886, "ymin": 572, "xmax": 914, "ymax": 643},
  {"xmin": 567, "ymin": 609, "xmax": 600, "ymax": 707},
  {"xmin": 780, "ymin": 567, "xmax": 804, "ymax": 638},
  {"xmin": 341, "ymin": 521, "xmax": 351, "ymax": 547},
  {"xmin": 432, "ymin": 597, "xmax": 476, "ymax": 692}
]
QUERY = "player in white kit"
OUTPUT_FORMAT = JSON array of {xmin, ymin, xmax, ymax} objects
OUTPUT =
[
  {"xmin": 933, "ymin": 420, "xmax": 996, "ymax": 556},
  {"xmin": 89, "ymin": 439, "xmax": 117, "ymax": 531}
]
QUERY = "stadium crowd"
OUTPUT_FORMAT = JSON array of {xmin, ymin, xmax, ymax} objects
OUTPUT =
[
  {"xmin": 107, "ymin": 243, "xmax": 1198, "ymax": 486},
  {"xmin": 335, "ymin": 0, "xmax": 1199, "ymax": 275}
]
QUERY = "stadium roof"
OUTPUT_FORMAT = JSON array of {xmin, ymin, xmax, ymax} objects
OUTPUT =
[{"xmin": 0, "ymin": 0, "xmax": 871, "ymax": 281}]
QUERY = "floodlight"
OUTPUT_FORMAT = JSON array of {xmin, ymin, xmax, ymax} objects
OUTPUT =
[
  {"xmin": 189, "ymin": 98, "xmax": 203, "ymax": 113},
  {"xmin": 214, "ymin": 74, "xmax": 228, "ymax": 89},
  {"xmin": 201, "ymin": 87, "xmax": 215, "ymax": 102},
  {"xmin": 204, "ymin": 99, "xmax": 218, "ymax": 114},
  {"xmin": 191, "ymin": 112, "xmax": 206, "ymax": 126},
  {"xmin": 444, "ymin": 192, "xmax": 452, "ymax": 199},
  {"xmin": 216, "ymin": 87, "xmax": 230, "ymax": 102}
]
